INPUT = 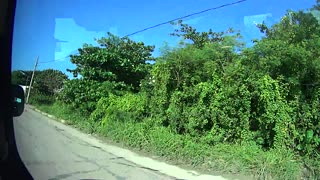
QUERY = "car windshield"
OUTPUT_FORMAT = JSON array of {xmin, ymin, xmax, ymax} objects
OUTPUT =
[{"xmin": 12, "ymin": 0, "xmax": 320, "ymax": 179}]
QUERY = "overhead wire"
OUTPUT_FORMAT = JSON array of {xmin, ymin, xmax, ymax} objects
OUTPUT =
[{"xmin": 123, "ymin": 0, "xmax": 247, "ymax": 37}]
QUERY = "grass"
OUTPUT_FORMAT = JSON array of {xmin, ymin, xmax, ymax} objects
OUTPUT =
[
  {"xmin": 30, "ymin": 102, "xmax": 96, "ymax": 133},
  {"xmin": 31, "ymin": 101, "xmax": 320, "ymax": 180},
  {"xmin": 99, "ymin": 120, "xmax": 305, "ymax": 180}
]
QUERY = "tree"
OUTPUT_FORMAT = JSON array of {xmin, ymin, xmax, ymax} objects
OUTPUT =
[
  {"xmin": 311, "ymin": 0, "xmax": 320, "ymax": 10},
  {"xmin": 151, "ymin": 21, "xmax": 244, "ymax": 93},
  {"xmin": 67, "ymin": 32, "xmax": 155, "ymax": 91},
  {"xmin": 59, "ymin": 33, "xmax": 154, "ymax": 113},
  {"xmin": 239, "ymin": 10, "xmax": 320, "ymax": 153},
  {"xmin": 169, "ymin": 20, "xmax": 244, "ymax": 50},
  {"xmin": 11, "ymin": 70, "xmax": 32, "ymax": 85},
  {"xmin": 257, "ymin": 10, "xmax": 320, "ymax": 44},
  {"xmin": 33, "ymin": 69, "xmax": 68, "ymax": 95},
  {"xmin": 250, "ymin": 10, "xmax": 320, "ymax": 100},
  {"xmin": 144, "ymin": 23, "xmax": 244, "ymax": 132}
]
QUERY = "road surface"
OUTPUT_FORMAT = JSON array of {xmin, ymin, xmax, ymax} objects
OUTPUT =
[{"xmin": 13, "ymin": 106, "xmax": 227, "ymax": 180}]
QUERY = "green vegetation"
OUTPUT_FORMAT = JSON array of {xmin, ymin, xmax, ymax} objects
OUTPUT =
[{"xmin": 21, "ymin": 4, "xmax": 320, "ymax": 180}]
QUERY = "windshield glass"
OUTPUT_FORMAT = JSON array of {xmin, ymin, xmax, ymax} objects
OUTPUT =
[{"xmin": 12, "ymin": 0, "xmax": 320, "ymax": 179}]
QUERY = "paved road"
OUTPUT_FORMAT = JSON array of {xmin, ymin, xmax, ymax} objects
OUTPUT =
[{"xmin": 13, "ymin": 106, "xmax": 175, "ymax": 180}]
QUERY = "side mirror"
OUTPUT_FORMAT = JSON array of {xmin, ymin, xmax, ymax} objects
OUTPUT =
[{"xmin": 12, "ymin": 85, "xmax": 25, "ymax": 117}]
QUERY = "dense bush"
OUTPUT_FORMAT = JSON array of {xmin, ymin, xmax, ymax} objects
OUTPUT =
[
  {"xmin": 99, "ymin": 93, "xmax": 148, "ymax": 125},
  {"xmin": 58, "ymin": 79, "xmax": 128, "ymax": 113}
]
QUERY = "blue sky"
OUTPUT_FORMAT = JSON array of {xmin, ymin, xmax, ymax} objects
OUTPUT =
[{"xmin": 12, "ymin": 0, "xmax": 316, "ymax": 78}]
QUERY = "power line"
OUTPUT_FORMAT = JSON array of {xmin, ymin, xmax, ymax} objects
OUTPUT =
[{"xmin": 123, "ymin": 0, "xmax": 247, "ymax": 37}]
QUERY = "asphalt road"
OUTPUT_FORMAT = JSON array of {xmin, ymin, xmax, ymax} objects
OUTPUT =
[{"xmin": 13, "ymin": 106, "xmax": 176, "ymax": 180}]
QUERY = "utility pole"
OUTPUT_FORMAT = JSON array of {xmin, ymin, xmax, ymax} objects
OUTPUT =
[{"xmin": 26, "ymin": 56, "xmax": 39, "ymax": 104}]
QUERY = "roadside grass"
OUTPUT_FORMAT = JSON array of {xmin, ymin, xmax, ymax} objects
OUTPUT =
[
  {"xmin": 30, "ymin": 102, "xmax": 96, "ymax": 133},
  {"xmin": 30, "ymin": 101, "xmax": 320, "ymax": 180},
  {"xmin": 98, "ymin": 120, "xmax": 305, "ymax": 180}
]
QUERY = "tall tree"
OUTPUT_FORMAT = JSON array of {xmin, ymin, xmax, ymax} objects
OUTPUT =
[
  {"xmin": 67, "ymin": 32, "xmax": 155, "ymax": 91},
  {"xmin": 60, "ymin": 33, "xmax": 155, "ymax": 113}
]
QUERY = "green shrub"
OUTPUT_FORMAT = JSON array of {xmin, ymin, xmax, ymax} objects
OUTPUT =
[
  {"xmin": 58, "ymin": 79, "xmax": 128, "ymax": 113},
  {"xmin": 99, "ymin": 93, "xmax": 148, "ymax": 126},
  {"xmin": 89, "ymin": 97, "xmax": 109, "ymax": 123}
]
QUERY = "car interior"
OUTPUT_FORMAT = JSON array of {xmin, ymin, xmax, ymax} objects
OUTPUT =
[{"xmin": 0, "ymin": 0, "xmax": 33, "ymax": 179}]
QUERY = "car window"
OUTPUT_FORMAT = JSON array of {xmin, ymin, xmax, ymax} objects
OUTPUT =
[{"xmin": 12, "ymin": 1, "xmax": 320, "ymax": 179}]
